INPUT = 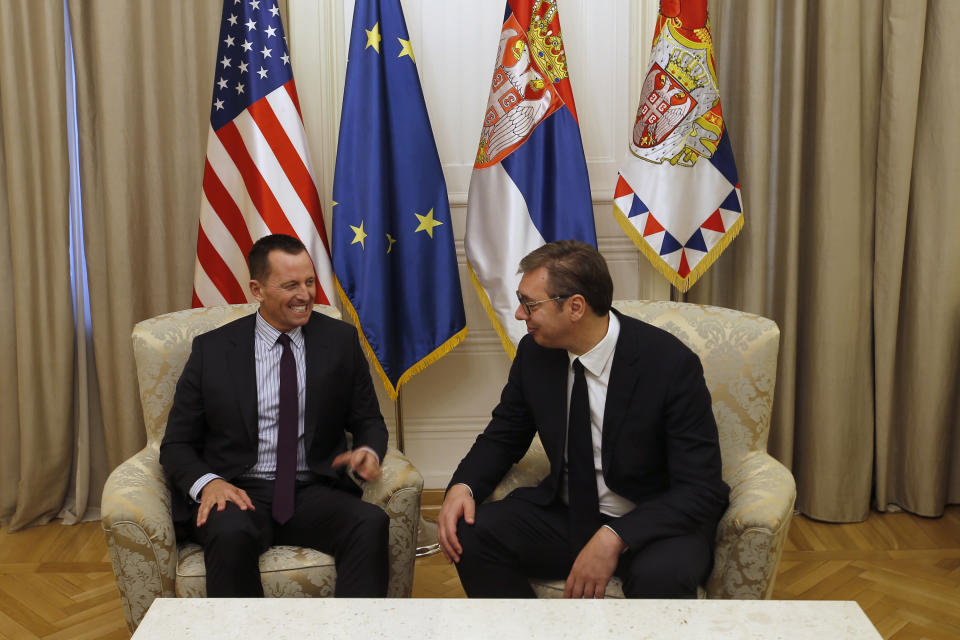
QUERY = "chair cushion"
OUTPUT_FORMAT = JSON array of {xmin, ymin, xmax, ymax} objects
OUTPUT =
[{"xmin": 175, "ymin": 543, "xmax": 337, "ymax": 597}]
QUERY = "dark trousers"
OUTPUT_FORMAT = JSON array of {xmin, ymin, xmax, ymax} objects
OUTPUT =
[
  {"xmin": 454, "ymin": 496, "xmax": 712, "ymax": 598},
  {"xmin": 187, "ymin": 477, "xmax": 389, "ymax": 597}
]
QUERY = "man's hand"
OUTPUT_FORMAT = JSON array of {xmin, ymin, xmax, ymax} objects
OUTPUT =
[
  {"xmin": 332, "ymin": 448, "xmax": 382, "ymax": 482},
  {"xmin": 436, "ymin": 484, "xmax": 475, "ymax": 563},
  {"xmin": 197, "ymin": 478, "xmax": 254, "ymax": 527},
  {"xmin": 563, "ymin": 526, "xmax": 625, "ymax": 598}
]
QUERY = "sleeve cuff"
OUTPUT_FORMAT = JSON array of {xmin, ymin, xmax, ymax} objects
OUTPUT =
[
  {"xmin": 602, "ymin": 524, "xmax": 629, "ymax": 554},
  {"xmin": 357, "ymin": 445, "xmax": 380, "ymax": 465},
  {"xmin": 453, "ymin": 483, "xmax": 473, "ymax": 498},
  {"xmin": 189, "ymin": 473, "xmax": 222, "ymax": 502}
]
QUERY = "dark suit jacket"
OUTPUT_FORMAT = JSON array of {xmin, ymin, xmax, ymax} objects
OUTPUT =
[
  {"xmin": 449, "ymin": 310, "xmax": 729, "ymax": 551},
  {"xmin": 159, "ymin": 311, "xmax": 388, "ymax": 522}
]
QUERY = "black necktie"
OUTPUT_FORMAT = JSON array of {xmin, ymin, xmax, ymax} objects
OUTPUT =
[
  {"xmin": 272, "ymin": 333, "xmax": 297, "ymax": 524},
  {"xmin": 568, "ymin": 358, "xmax": 601, "ymax": 552}
]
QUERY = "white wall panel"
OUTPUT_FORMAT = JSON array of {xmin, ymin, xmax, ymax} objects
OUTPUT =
[
  {"xmin": 288, "ymin": 0, "xmax": 664, "ymax": 488},
  {"xmin": 400, "ymin": 1, "xmax": 505, "ymax": 202}
]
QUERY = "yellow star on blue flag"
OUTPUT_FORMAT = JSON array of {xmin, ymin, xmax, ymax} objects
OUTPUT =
[
  {"xmin": 350, "ymin": 221, "xmax": 367, "ymax": 248},
  {"xmin": 414, "ymin": 208, "xmax": 442, "ymax": 238},
  {"xmin": 332, "ymin": 0, "xmax": 466, "ymax": 400}
]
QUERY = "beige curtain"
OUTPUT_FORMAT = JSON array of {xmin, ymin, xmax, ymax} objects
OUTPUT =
[
  {"xmin": 0, "ymin": 1, "xmax": 76, "ymax": 530},
  {"xmin": 872, "ymin": 0, "xmax": 960, "ymax": 515},
  {"xmin": 2, "ymin": 0, "xmax": 297, "ymax": 530},
  {"xmin": 69, "ymin": 0, "xmax": 226, "ymax": 470},
  {"xmin": 694, "ymin": 0, "xmax": 959, "ymax": 520},
  {"xmin": 68, "ymin": 0, "xmax": 289, "ymax": 471}
]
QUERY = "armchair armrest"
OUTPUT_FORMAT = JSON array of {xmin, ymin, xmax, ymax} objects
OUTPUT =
[
  {"xmin": 488, "ymin": 437, "xmax": 549, "ymax": 503},
  {"xmin": 362, "ymin": 447, "xmax": 424, "ymax": 597},
  {"xmin": 360, "ymin": 446, "xmax": 424, "ymax": 507},
  {"xmin": 100, "ymin": 445, "xmax": 179, "ymax": 630},
  {"xmin": 707, "ymin": 450, "xmax": 796, "ymax": 599}
]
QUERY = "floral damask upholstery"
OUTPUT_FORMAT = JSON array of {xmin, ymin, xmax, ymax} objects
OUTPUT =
[
  {"xmin": 101, "ymin": 304, "xmax": 423, "ymax": 631},
  {"xmin": 489, "ymin": 300, "xmax": 796, "ymax": 600}
]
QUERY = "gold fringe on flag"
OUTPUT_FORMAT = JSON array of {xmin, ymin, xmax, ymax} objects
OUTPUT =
[
  {"xmin": 335, "ymin": 279, "xmax": 467, "ymax": 401},
  {"xmin": 612, "ymin": 204, "xmax": 744, "ymax": 293},
  {"xmin": 466, "ymin": 261, "xmax": 517, "ymax": 359}
]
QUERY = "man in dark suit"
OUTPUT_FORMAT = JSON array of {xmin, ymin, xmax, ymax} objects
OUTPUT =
[
  {"xmin": 437, "ymin": 240, "xmax": 729, "ymax": 599},
  {"xmin": 160, "ymin": 234, "xmax": 389, "ymax": 597}
]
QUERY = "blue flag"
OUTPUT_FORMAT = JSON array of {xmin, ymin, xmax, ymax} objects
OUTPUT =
[{"xmin": 332, "ymin": 0, "xmax": 466, "ymax": 399}]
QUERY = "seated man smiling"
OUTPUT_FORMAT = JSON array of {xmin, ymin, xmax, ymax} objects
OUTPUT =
[
  {"xmin": 161, "ymin": 233, "xmax": 389, "ymax": 597},
  {"xmin": 438, "ymin": 240, "xmax": 729, "ymax": 598}
]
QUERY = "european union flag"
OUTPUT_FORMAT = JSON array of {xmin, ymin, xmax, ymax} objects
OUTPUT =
[{"xmin": 332, "ymin": 0, "xmax": 466, "ymax": 400}]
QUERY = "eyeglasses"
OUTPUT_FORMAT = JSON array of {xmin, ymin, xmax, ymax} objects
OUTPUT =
[{"xmin": 516, "ymin": 290, "xmax": 571, "ymax": 315}]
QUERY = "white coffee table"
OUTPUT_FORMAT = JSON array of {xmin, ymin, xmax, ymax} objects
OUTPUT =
[{"xmin": 132, "ymin": 597, "xmax": 880, "ymax": 639}]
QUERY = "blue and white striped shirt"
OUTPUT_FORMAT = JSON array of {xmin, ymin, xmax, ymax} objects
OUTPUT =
[{"xmin": 246, "ymin": 312, "xmax": 310, "ymax": 480}]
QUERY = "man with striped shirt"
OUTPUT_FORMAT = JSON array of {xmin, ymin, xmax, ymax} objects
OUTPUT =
[{"xmin": 161, "ymin": 234, "xmax": 389, "ymax": 597}]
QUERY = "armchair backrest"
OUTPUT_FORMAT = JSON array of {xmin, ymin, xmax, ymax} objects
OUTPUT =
[
  {"xmin": 612, "ymin": 300, "xmax": 780, "ymax": 474},
  {"xmin": 131, "ymin": 303, "xmax": 341, "ymax": 447}
]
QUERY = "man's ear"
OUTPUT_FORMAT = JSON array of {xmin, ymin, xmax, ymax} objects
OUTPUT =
[
  {"xmin": 249, "ymin": 279, "xmax": 263, "ymax": 302},
  {"xmin": 568, "ymin": 294, "xmax": 587, "ymax": 321}
]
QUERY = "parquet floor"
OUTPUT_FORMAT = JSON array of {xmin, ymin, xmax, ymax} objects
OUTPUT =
[
  {"xmin": 773, "ymin": 506, "xmax": 960, "ymax": 639},
  {"xmin": 1, "ymin": 501, "xmax": 958, "ymax": 639},
  {"xmin": 0, "ymin": 519, "xmax": 128, "ymax": 639}
]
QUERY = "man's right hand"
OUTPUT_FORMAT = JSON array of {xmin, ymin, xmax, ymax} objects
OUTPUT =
[
  {"xmin": 436, "ymin": 483, "xmax": 475, "ymax": 563},
  {"xmin": 197, "ymin": 478, "xmax": 255, "ymax": 527}
]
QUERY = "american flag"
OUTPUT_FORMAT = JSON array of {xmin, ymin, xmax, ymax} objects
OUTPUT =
[{"xmin": 192, "ymin": 0, "xmax": 334, "ymax": 307}]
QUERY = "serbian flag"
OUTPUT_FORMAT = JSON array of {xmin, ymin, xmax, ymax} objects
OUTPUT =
[
  {"xmin": 613, "ymin": 0, "xmax": 743, "ymax": 292},
  {"xmin": 192, "ymin": 0, "xmax": 335, "ymax": 307},
  {"xmin": 465, "ymin": 0, "xmax": 597, "ymax": 356}
]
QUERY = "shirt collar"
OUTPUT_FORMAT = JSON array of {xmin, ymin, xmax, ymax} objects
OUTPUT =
[
  {"xmin": 568, "ymin": 312, "xmax": 619, "ymax": 377},
  {"xmin": 255, "ymin": 311, "xmax": 304, "ymax": 349}
]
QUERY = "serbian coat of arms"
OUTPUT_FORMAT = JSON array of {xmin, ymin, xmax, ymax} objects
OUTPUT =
[
  {"xmin": 631, "ymin": 8, "xmax": 723, "ymax": 167},
  {"xmin": 474, "ymin": 0, "xmax": 569, "ymax": 168}
]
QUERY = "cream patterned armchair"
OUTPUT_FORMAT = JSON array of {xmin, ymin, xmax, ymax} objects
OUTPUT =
[
  {"xmin": 101, "ymin": 304, "xmax": 423, "ymax": 631},
  {"xmin": 489, "ymin": 300, "xmax": 795, "ymax": 599}
]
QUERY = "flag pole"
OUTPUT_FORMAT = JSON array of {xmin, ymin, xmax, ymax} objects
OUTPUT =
[
  {"xmin": 669, "ymin": 284, "xmax": 688, "ymax": 303},
  {"xmin": 394, "ymin": 387, "xmax": 406, "ymax": 453},
  {"xmin": 396, "ymin": 386, "xmax": 442, "ymax": 557}
]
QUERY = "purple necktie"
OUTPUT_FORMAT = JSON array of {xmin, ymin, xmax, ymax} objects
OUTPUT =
[
  {"xmin": 568, "ymin": 358, "xmax": 601, "ymax": 552},
  {"xmin": 272, "ymin": 333, "xmax": 297, "ymax": 524}
]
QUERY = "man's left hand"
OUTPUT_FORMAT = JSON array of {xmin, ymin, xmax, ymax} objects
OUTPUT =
[
  {"xmin": 563, "ymin": 526, "xmax": 625, "ymax": 598},
  {"xmin": 332, "ymin": 448, "xmax": 382, "ymax": 482}
]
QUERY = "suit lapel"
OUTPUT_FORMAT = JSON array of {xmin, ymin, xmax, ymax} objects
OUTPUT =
[
  {"xmin": 226, "ymin": 314, "xmax": 259, "ymax": 445},
  {"xmin": 537, "ymin": 346, "xmax": 571, "ymax": 469},
  {"xmin": 301, "ymin": 313, "xmax": 326, "ymax": 451},
  {"xmin": 602, "ymin": 312, "xmax": 643, "ymax": 466}
]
